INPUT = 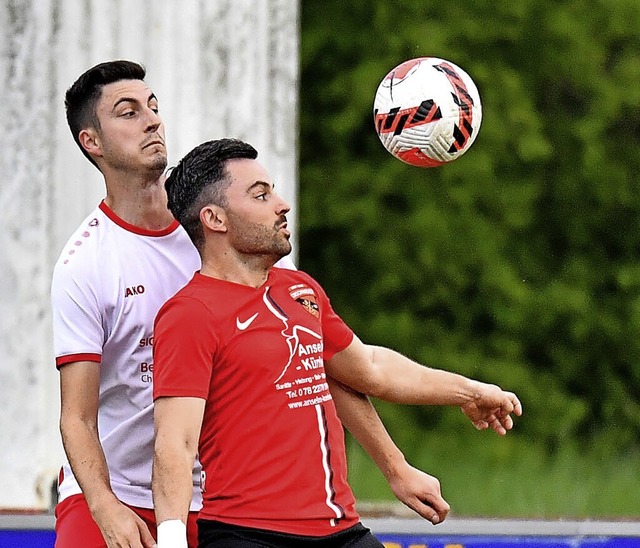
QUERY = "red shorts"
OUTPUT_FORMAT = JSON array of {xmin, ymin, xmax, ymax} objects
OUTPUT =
[{"xmin": 55, "ymin": 493, "xmax": 199, "ymax": 547}]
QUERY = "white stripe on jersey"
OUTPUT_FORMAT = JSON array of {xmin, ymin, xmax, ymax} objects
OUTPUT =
[{"xmin": 315, "ymin": 403, "xmax": 343, "ymax": 523}]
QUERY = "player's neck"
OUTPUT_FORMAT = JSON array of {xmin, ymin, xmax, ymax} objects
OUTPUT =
[
  {"xmin": 103, "ymin": 173, "xmax": 174, "ymax": 231},
  {"xmin": 199, "ymin": 250, "xmax": 275, "ymax": 289}
]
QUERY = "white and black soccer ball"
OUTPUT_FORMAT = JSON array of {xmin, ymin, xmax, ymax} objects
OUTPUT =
[{"xmin": 373, "ymin": 57, "xmax": 482, "ymax": 168}]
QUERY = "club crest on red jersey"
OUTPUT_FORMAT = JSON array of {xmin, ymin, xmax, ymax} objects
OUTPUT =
[{"xmin": 288, "ymin": 284, "xmax": 319, "ymax": 318}]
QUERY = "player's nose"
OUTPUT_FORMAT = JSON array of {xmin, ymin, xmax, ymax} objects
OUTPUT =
[
  {"xmin": 274, "ymin": 193, "xmax": 290, "ymax": 215},
  {"xmin": 144, "ymin": 107, "xmax": 162, "ymax": 132}
]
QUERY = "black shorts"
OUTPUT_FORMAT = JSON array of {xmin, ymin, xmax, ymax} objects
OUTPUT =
[{"xmin": 197, "ymin": 519, "xmax": 384, "ymax": 548}]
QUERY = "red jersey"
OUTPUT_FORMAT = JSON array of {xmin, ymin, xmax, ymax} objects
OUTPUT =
[{"xmin": 153, "ymin": 268, "xmax": 359, "ymax": 536}]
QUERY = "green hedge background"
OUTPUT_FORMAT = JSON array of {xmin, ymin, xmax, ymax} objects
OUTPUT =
[{"xmin": 297, "ymin": 1, "xmax": 640, "ymax": 517}]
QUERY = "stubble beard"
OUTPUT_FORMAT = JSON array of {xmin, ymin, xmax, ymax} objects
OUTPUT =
[
  {"xmin": 132, "ymin": 149, "xmax": 167, "ymax": 186},
  {"xmin": 227, "ymin": 214, "xmax": 292, "ymax": 263},
  {"xmin": 106, "ymin": 148, "xmax": 168, "ymax": 183},
  {"xmin": 149, "ymin": 154, "xmax": 168, "ymax": 178}
]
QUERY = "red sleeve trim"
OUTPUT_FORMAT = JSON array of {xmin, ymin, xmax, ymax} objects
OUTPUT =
[{"xmin": 55, "ymin": 353, "xmax": 102, "ymax": 369}]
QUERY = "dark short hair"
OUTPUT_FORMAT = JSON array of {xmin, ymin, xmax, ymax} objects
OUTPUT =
[
  {"xmin": 65, "ymin": 60, "xmax": 147, "ymax": 169},
  {"xmin": 165, "ymin": 138, "xmax": 258, "ymax": 250}
]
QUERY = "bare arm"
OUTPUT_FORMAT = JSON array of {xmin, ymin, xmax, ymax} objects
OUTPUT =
[
  {"xmin": 329, "ymin": 379, "xmax": 450, "ymax": 524},
  {"xmin": 153, "ymin": 396, "xmax": 204, "ymax": 544},
  {"xmin": 326, "ymin": 337, "xmax": 522, "ymax": 434},
  {"xmin": 59, "ymin": 361, "xmax": 156, "ymax": 548}
]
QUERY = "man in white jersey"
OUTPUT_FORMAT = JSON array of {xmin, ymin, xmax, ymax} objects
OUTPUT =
[
  {"xmin": 52, "ymin": 60, "xmax": 202, "ymax": 548},
  {"xmin": 52, "ymin": 60, "xmax": 521, "ymax": 548}
]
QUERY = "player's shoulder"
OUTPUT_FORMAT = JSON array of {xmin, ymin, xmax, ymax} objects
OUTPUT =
[
  {"xmin": 52, "ymin": 206, "xmax": 106, "ymax": 278},
  {"xmin": 163, "ymin": 276, "xmax": 193, "ymax": 305},
  {"xmin": 159, "ymin": 272, "xmax": 210, "ymax": 308},
  {"xmin": 155, "ymin": 275, "xmax": 213, "ymax": 325}
]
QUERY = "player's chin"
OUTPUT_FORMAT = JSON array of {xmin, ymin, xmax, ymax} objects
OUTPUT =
[
  {"xmin": 149, "ymin": 154, "xmax": 168, "ymax": 173},
  {"xmin": 275, "ymin": 238, "xmax": 292, "ymax": 257}
]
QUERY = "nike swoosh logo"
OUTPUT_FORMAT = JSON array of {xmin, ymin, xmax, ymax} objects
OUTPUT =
[{"xmin": 236, "ymin": 312, "xmax": 259, "ymax": 331}]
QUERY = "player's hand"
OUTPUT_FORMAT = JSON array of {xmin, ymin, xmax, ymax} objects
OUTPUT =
[
  {"xmin": 460, "ymin": 382, "xmax": 523, "ymax": 435},
  {"xmin": 387, "ymin": 461, "xmax": 450, "ymax": 525},
  {"xmin": 92, "ymin": 498, "xmax": 157, "ymax": 548}
]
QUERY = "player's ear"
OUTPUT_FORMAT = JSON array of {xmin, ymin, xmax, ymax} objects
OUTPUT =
[
  {"xmin": 200, "ymin": 205, "xmax": 227, "ymax": 234},
  {"xmin": 79, "ymin": 128, "xmax": 102, "ymax": 158}
]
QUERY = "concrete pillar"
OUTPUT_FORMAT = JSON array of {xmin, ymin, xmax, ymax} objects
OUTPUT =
[{"xmin": 0, "ymin": 0, "xmax": 299, "ymax": 509}]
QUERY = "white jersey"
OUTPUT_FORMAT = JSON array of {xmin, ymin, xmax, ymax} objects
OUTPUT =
[
  {"xmin": 51, "ymin": 201, "xmax": 203, "ymax": 510},
  {"xmin": 51, "ymin": 201, "xmax": 297, "ymax": 510}
]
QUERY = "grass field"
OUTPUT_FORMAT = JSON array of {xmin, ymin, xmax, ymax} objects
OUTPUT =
[{"xmin": 347, "ymin": 431, "xmax": 640, "ymax": 518}]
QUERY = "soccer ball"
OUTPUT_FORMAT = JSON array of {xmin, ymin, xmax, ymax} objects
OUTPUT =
[{"xmin": 373, "ymin": 57, "xmax": 482, "ymax": 168}]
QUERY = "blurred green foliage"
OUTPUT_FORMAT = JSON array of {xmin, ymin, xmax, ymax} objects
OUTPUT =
[{"xmin": 298, "ymin": 0, "xmax": 640, "ymax": 515}]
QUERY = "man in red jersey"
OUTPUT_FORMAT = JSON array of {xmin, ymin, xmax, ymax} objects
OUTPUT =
[{"xmin": 152, "ymin": 138, "xmax": 522, "ymax": 547}]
